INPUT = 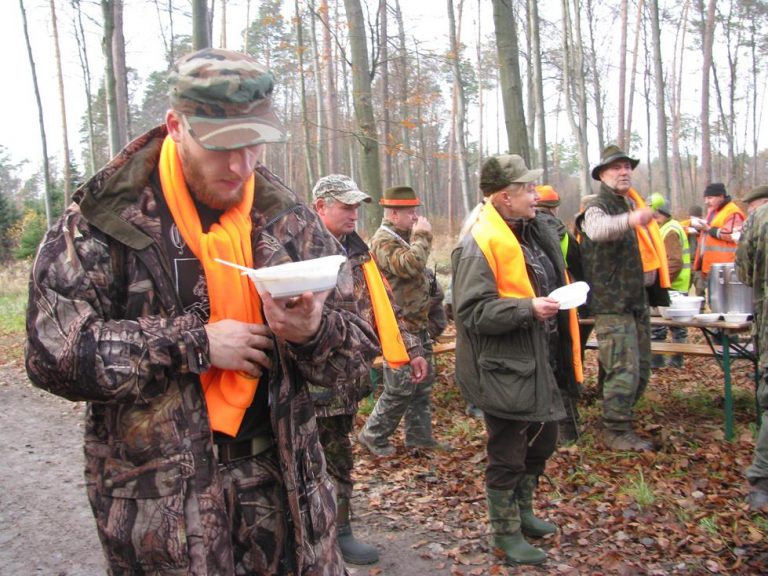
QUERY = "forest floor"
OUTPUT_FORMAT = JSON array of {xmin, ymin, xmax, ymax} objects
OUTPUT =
[{"xmin": 2, "ymin": 327, "xmax": 768, "ymax": 575}]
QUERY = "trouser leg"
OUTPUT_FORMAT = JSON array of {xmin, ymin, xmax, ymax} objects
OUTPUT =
[
  {"xmin": 650, "ymin": 324, "xmax": 668, "ymax": 369},
  {"xmin": 362, "ymin": 363, "xmax": 415, "ymax": 445},
  {"xmin": 596, "ymin": 313, "xmax": 643, "ymax": 432},
  {"xmin": 317, "ymin": 414, "xmax": 355, "ymax": 500}
]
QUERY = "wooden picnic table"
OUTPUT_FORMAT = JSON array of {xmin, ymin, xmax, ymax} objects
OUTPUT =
[{"xmin": 581, "ymin": 316, "xmax": 756, "ymax": 441}]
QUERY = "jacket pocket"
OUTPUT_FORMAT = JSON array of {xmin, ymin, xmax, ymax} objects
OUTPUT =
[
  {"xmin": 477, "ymin": 354, "xmax": 537, "ymax": 414},
  {"xmin": 89, "ymin": 455, "xmax": 190, "ymax": 571},
  {"xmin": 297, "ymin": 447, "xmax": 335, "ymax": 548}
]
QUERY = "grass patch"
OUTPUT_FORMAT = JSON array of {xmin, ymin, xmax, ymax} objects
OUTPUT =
[
  {"xmin": 619, "ymin": 470, "xmax": 655, "ymax": 510},
  {"xmin": 0, "ymin": 294, "xmax": 26, "ymax": 333},
  {"xmin": 699, "ymin": 515, "xmax": 719, "ymax": 536}
]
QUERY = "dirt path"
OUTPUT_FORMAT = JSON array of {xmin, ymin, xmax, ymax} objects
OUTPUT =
[{"xmin": 0, "ymin": 364, "xmax": 450, "ymax": 575}]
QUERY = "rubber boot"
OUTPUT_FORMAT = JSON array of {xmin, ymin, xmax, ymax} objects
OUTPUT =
[
  {"xmin": 337, "ymin": 497, "xmax": 379, "ymax": 565},
  {"xmin": 486, "ymin": 486, "xmax": 547, "ymax": 565},
  {"xmin": 515, "ymin": 475, "xmax": 557, "ymax": 538}
]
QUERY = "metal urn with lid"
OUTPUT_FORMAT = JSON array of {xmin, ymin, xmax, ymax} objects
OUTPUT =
[{"xmin": 707, "ymin": 262, "xmax": 753, "ymax": 314}]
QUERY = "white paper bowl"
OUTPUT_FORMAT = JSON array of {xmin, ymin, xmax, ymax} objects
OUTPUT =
[
  {"xmin": 669, "ymin": 295, "xmax": 704, "ymax": 310},
  {"xmin": 723, "ymin": 312, "xmax": 750, "ymax": 323},
  {"xmin": 245, "ymin": 255, "xmax": 346, "ymax": 298},
  {"xmin": 660, "ymin": 307, "xmax": 696, "ymax": 322}
]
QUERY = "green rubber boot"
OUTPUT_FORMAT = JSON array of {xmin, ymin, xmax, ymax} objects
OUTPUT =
[
  {"xmin": 516, "ymin": 474, "xmax": 557, "ymax": 538},
  {"xmin": 337, "ymin": 497, "xmax": 379, "ymax": 565},
  {"xmin": 486, "ymin": 486, "xmax": 547, "ymax": 565}
]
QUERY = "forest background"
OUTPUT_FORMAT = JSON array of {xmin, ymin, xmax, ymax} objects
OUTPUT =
[{"xmin": 0, "ymin": 0, "xmax": 767, "ymax": 262}]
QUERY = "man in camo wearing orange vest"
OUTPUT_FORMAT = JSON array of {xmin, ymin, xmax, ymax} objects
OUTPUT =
[
  {"xmin": 311, "ymin": 175, "xmax": 427, "ymax": 564},
  {"xmin": 693, "ymin": 182, "xmax": 745, "ymax": 286},
  {"xmin": 358, "ymin": 186, "xmax": 451, "ymax": 455}
]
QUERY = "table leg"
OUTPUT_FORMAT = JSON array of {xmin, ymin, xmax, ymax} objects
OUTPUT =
[{"xmin": 723, "ymin": 334, "xmax": 734, "ymax": 441}]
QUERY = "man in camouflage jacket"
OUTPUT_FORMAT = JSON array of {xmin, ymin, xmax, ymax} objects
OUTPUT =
[
  {"xmin": 735, "ymin": 184, "xmax": 768, "ymax": 511},
  {"xmin": 358, "ymin": 186, "xmax": 449, "ymax": 455},
  {"xmin": 24, "ymin": 49, "xmax": 378, "ymax": 575},
  {"xmin": 310, "ymin": 175, "xmax": 427, "ymax": 563}
]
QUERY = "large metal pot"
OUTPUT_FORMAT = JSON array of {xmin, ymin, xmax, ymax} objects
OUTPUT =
[
  {"xmin": 726, "ymin": 266, "xmax": 753, "ymax": 314},
  {"xmin": 707, "ymin": 262, "xmax": 753, "ymax": 314},
  {"xmin": 708, "ymin": 263, "xmax": 729, "ymax": 313}
]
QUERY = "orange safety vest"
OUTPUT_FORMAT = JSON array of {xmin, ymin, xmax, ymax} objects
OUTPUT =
[
  {"xmin": 697, "ymin": 202, "xmax": 745, "ymax": 274},
  {"xmin": 627, "ymin": 189, "xmax": 671, "ymax": 288},
  {"xmin": 361, "ymin": 256, "xmax": 410, "ymax": 368},
  {"xmin": 471, "ymin": 201, "xmax": 583, "ymax": 382}
]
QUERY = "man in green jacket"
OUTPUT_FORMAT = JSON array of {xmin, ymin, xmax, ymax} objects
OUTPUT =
[{"xmin": 649, "ymin": 193, "xmax": 691, "ymax": 369}]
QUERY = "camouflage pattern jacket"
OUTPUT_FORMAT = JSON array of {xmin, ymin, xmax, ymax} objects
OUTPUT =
[
  {"xmin": 580, "ymin": 184, "xmax": 648, "ymax": 315},
  {"xmin": 736, "ymin": 204, "xmax": 768, "ymax": 369},
  {"xmin": 310, "ymin": 230, "xmax": 423, "ymax": 417},
  {"xmin": 369, "ymin": 219, "xmax": 432, "ymax": 334},
  {"xmin": 24, "ymin": 126, "xmax": 379, "ymax": 575}
]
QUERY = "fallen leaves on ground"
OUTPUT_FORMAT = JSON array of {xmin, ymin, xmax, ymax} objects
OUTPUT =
[{"xmin": 354, "ymin": 331, "xmax": 768, "ymax": 575}]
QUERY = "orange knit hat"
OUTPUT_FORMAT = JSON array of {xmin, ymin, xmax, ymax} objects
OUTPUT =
[{"xmin": 535, "ymin": 185, "xmax": 560, "ymax": 208}]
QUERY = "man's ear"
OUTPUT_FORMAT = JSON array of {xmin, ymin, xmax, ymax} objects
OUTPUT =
[{"xmin": 166, "ymin": 110, "xmax": 183, "ymax": 142}]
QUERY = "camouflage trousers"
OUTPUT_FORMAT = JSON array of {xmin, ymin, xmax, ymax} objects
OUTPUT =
[
  {"xmin": 219, "ymin": 448, "xmax": 346, "ymax": 576},
  {"xmin": 595, "ymin": 311, "xmax": 651, "ymax": 432},
  {"xmin": 317, "ymin": 414, "xmax": 355, "ymax": 500},
  {"xmin": 747, "ymin": 372, "xmax": 768, "ymax": 482},
  {"xmin": 362, "ymin": 331, "xmax": 435, "ymax": 447}
]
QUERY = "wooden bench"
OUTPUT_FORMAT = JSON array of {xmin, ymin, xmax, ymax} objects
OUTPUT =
[{"xmin": 584, "ymin": 340, "xmax": 714, "ymax": 356}]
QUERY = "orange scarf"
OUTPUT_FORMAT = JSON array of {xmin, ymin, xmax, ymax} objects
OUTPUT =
[
  {"xmin": 627, "ymin": 188, "xmax": 671, "ymax": 288},
  {"xmin": 362, "ymin": 257, "xmax": 410, "ymax": 368},
  {"xmin": 159, "ymin": 136, "xmax": 263, "ymax": 437},
  {"xmin": 472, "ymin": 201, "xmax": 583, "ymax": 382}
]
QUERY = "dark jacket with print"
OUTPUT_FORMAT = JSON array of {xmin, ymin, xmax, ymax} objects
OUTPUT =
[
  {"xmin": 310, "ymin": 230, "xmax": 422, "ymax": 417},
  {"xmin": 451, "ymin": 215, "xmax": 569, "ymax": 421},
  {"xmin": 24, "ymin": 126, "xmax": 379, "ymax": 575}
]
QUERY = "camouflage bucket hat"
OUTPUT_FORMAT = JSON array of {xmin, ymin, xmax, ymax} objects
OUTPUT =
[
  {"xmin": 591, "ymin": 144, "xmax": 639, "ymax": 181},
  {"xmin": 168, "ymin": 48, "xmax": 288, "ymax": 150},
  {"xmin": 743, "ymin": 185, "xmax": 768, "ymax": 204},
  {"xmin": 479, "ymin": 154, "xmax": 543, "ymax": 195},
  {"xmin": 312, "ymin": 175, "xmax": 371, "ymax": 205}
]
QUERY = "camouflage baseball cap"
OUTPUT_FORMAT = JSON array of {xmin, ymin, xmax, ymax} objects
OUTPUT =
[
  {"xmin": 168, "ymin": 48, "xmax": 287, "ymax": 150},
  {"xmin": 312, "ymin": 175, "xmax": 371, "ymax": 204},
  {"xmin": 479, "ymin": 155, "xmax": 543, "ymax": 195}
]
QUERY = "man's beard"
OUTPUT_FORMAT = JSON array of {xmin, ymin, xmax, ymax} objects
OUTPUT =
[{"xmin": 178, "ymin": 140, "xmax": 244, "ymax": 210}]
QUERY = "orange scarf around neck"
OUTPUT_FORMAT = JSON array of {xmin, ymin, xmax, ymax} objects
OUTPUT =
[
  {"xmin": 159, "ymin": 135, "xmax": 263, "ymax": 437},
  {"xmin": 627, "ymin": 188, "xmax": 671, "ymax": 288},
  {"xmin": 362, "ymin": 256, "xmax": 410, "ymax": 368}
]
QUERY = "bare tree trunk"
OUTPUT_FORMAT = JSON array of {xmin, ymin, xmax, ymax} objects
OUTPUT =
[
  {"xmin": 492, "ymin": 0, "xmax": 529, "ymax": 162},
  {"xmin": 700, "ymin": 0, "xmax": 716, "ymax": 183},
  {"xmin": 319, "ymin": 0, "xmax": 339, "ymax": 171},
  {"xmin": 625, "ymin": 0, "xmax": 643, "ymax": 149},
  {"xmin": 561, "ymin": 0, "xmax": 590, "ymax": 195},
  {"xmin": 112, "ymin": 0, "xmax": 130, "ymax": 144},
  {"xmin": 448, "ymin": 0, "xmax": 472, "ymax": 215},
  {"xmin": 343, "ymin": 0, "xmax": 383, "ymax": 228},
  {"xmin": 50, "ymin": 0, "xmax": 72, "ymax": 207},
  {"xmin": 295, "ymin": 0, "xmax": 316, "ymax": 188},
  {"xmin": 308, "ymin": 0, "xmax": 326, "ymax": 177},
  {"xmin": 649, "ymin": 0, "xmax": 670, "ymax": 195},
  {"xmin": 669, "ymin": 1, "xmax": 690, "ymax": 207},
  {"xmin": 192, "ymin": 0, "xmax": 210, "ymax": 49},
  {"xmin": 394, "ymin": 0, "xmax": 413, "ymax": 187},
  {"xmin": 380, "ymin": 0, "xmax": 392, "ymax": 188},
  {"xmin": 617, "ymin": 0, "xmax": 628, "ymax": 148},
  {"xmin": 20, "ymin": 0, "xmax": 53, "ymax": 227},
  {"xmin": 243, "ymin": 0, "xmax": 250, "ymax": 53},
  {"xmin": 72, "ymin": 0, "xmax": 96, "ymax": 176},
  {"xmin": 101, "ymin": 0, "xmax": 120, "ymax": 156},
  {"xmin": 584, "ymin": 0, "xmax": 605, "ymax": 151},
  {"xmin": 476, "ymin": 0, "xmax": 484, "ymax": 174},
  {"xmin": 528, "ymin": 0, "xmax": 546, "ymax": 176},
  {"xmin": 219, "ymin": 0, "xmax": 227, "ymax": 47}
]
